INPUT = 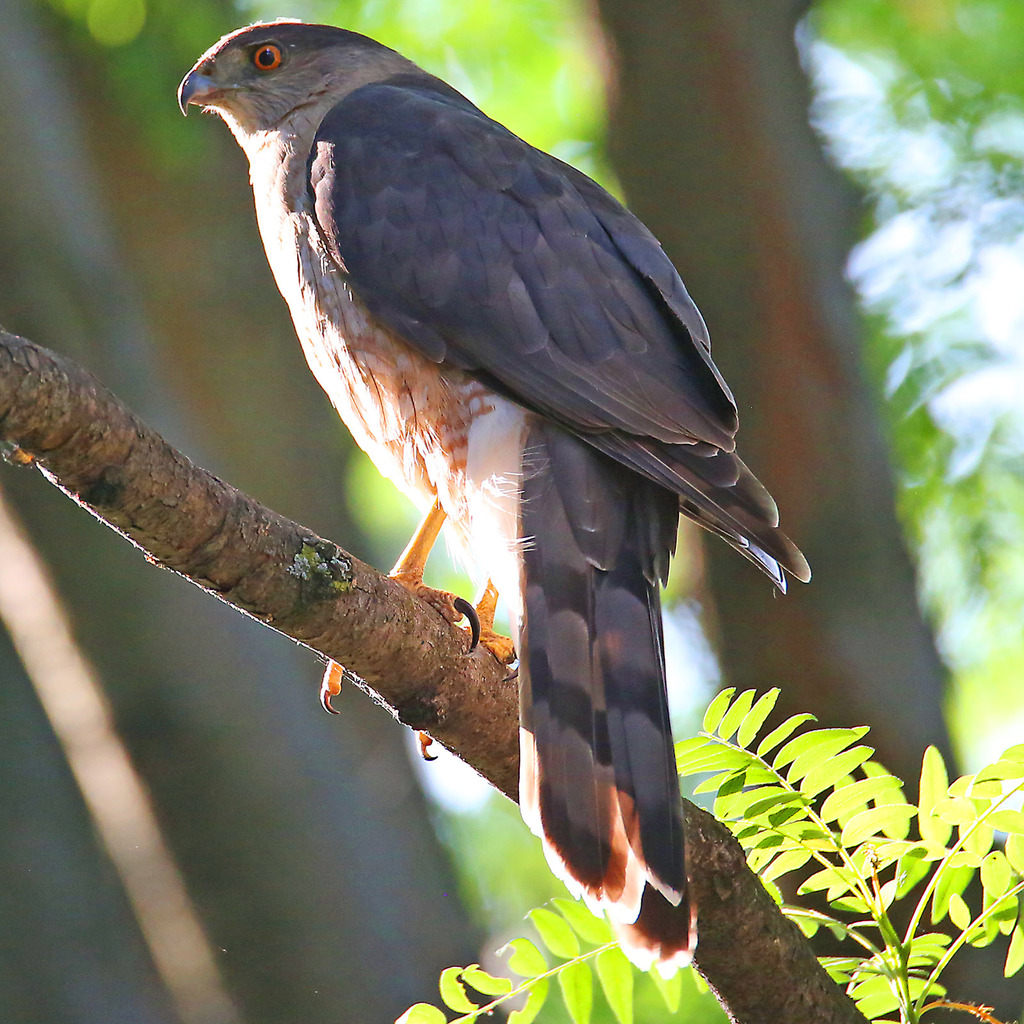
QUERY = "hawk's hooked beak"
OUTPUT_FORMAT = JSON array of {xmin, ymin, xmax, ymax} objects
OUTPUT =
[{"xmin": 178, "ymin": 69, "xmax": 221, "ymax": 116}]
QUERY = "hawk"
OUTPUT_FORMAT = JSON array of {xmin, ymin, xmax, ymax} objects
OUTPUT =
[{"xmin": 179, "ymin": 21, "xmax": 809, "ymax": 967}]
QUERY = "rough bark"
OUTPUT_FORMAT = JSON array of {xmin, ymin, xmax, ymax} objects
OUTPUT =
[
  {"xmin": 0, "ymin": 331, "xmax": 518, "ymax": 797},
  {"xmin": 0, "ymin": 328, "xmax": 865, "ymax": 1024}
]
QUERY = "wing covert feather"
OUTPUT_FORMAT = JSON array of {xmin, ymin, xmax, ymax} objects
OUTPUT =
[{"xmin": 308, "ymin": 76, "xmax": 738, "ymax": 451}]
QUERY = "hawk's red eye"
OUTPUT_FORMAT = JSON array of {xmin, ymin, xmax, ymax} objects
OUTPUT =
[{"xmin": 252, "ymin": 44, "xmax": 283, "ymax": 71}]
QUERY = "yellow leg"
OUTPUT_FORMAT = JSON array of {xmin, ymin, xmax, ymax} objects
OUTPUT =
[
  {"xmin": 389, "ymin": 500, "xmax": 477, "ymax": 641},
  {"xmin": 390, "ymin": 499, "xmax": 447, "ymax": 582},
  {"xmin": 475, "ymin": 580, "xmax": 517, "ymax": 665},
  {"xmin": 320, "ymin": 501, "xmax": 467, "ymax": 715}
]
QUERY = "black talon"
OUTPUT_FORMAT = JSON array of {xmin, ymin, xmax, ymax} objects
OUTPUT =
[
  {"xmin": 454, "ymin": 596, "xmax": 480, "ymax": 650},
  {"xmin": 320, "ymin": 662, "xmax": 343, "ymax": 714},
  {"xmin": 320, "ymin": 686, "xmax": 340, "ymax": 714},
  {"xmin": 417, "ymin": 732, "xmax": 439, "ymax": 761}
]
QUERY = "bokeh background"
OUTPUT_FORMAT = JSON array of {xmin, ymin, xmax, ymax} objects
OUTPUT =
[{"xmin": 1, "ymin": 0, "xmax": 1023, "ymax": 1021}]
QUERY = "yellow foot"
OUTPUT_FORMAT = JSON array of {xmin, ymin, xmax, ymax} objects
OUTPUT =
[
  {"xmin": 390, "ymin": 569, "xmax": 480, "ymax": 650},
  {"xmin": 388, "ymin": 499, "xmax": 478, "ymax": 648},
  {"xmin": 479, "ymin": 629, "xmax": 517, "ymax": 665},
  {"xmin": 474, "ymin": 579, "xmax": 516, "ymax": 665},
  {"xmin": 416, "ymin": 732, "xmax": 439, "ymax": 761},
  {"xmin": 320, "ymin": 660, "xmax": 344, "ymax": 714}
]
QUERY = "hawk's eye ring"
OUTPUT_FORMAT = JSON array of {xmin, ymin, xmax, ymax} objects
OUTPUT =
[{"xmin": 252, "ymin": 44, "xmax": 283, "ymax": 72}]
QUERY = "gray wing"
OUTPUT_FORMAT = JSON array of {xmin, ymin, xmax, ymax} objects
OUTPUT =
[
  {"xmin": 307, "ymin": 75, "xmax": 809, "ymax": 585},
  {"xmin": 307, "ymin": 75, "xmax": 737, "ymax": 451}
]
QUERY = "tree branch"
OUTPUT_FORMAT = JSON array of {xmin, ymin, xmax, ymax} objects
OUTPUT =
[{"xmin": 0, "ymin": 329, "xmax": 864, "ymax": 1024}]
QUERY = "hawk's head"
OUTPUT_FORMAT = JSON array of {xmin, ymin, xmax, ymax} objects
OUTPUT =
[{"xmin": 178, "ymin": 21, "xmax": 414, "ymax": 138}]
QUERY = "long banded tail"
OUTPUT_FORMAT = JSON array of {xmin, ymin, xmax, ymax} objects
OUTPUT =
[{"xmin": 516, "ymin": 420, "xmax": 697, "ymax": 968}]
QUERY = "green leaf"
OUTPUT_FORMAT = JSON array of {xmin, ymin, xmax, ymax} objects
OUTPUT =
[
  {"xmin": 820, "ymin": 775, "xmax": 904, "ymax": 823},
  {"xmin": 461, "ymin": 966, "xmax": 512, "ymax": 998},
  {"xmin": 988, "ymin": 809, "xmax": 1024, "ymax": 834},
  {"xmin": 711, "ymin": 776, "xmax": 765, "ymax": 813},
  {"xmin": 530, "ymin": 908, "xmax": 580, "ymax": 959},
  {"xmin": 742, "ymin": 789, "xmax": 811, "ymax": 819},
  {"xmin": 776, "ymin": 727, "xmax": 870, "ymax": 776},
  {"xmin": 396, "ymin": 1003, "xmax": 449, "ymax": 1024},
  {"xmin": 905, "ymin": 932, "xmax": 952, "ymax": 967},
  {"xmin": 737, "ymin": 688, "xmax": 780, "ymax": 748},
  {"xmin": 798, "ymin": 866, "xmax": 858, "ymax": 897},
  {"xmin": 691, "ymin": 769, "xmax": 739, "ymax": 797},
  {"xmin": 650, "ymin": 969, "xmax": 681, "ymax": 1014},
  {"xmin": 831, "ymin": 894, "xmax": 871, "ymax": 913},
  {"xmin": 799, "ymin": 745, "xmax": 874, "ymax": 797},
  {"xmin": 674, "ymin": 736, "xmax": 711, "ymax": 760},
  {"xmin": 918, "ymin": 746, "xmax": 954, "ymax": 843},
  {"xmin": 770, "ymin": 821, "xmax": 831, "ymax": 845},
  {"xmin": 882, "ymin": 878, "xmax": 906, "ymax": 912},
  {"xmin": 793, "ymin": 914, "xmax": 819, "ymax": 938},
  {"xmin": 992, "ymin": 896, "xmax": 1019, "ymax": 934},
  {"xmin": 819, "ymin": 955, "xmax": 861, "ymax": 982},
  {"xmin": 717, "ymin": 688, "xmax": 757, "ymax": 741},
  {"xmin": 756, "ymin": 713, "xmax": 816, "ymax": 757},
  {"xmin": 1005, "ymin": 923, "xmax": 1024, "ymax": 978},
  {"xmin": 850, "ymin": 974, "xmax": 900, "ymax": 1018},
  {"xmin": 675, "ymin": 745, "xmax": 757, "ymax": 776},
  {"xmin": 552, "ymin": 898, "xmax": 612, "ymax": 945},
  {"xmin": 702, "ymin": 688, "xmax": 736, "ymax": 734},
  {"xmin": 964, "ymin": 822, "xmax": 995, "ymax": 858},
  {"xmin": 841, "ymin": 803, "xmax": 918, "ymax": 846},
  {"xmin": 719, "ymin": 786, "xmax": 810, "ymax": 823},
  {"xmin": 933, "ymin": 797, "xmax": 981, "ymax": 825},
  {"xmin": 981, "ymin": 850, "xmax": 1012, "ymax": 899},
  {"xmin": 952, "ymin": 778, "xmax": 1003, "ymax": 801},
  {"xmin": 947, "ymin": 850, "xmax": 983, "ymax": 869},
  {"xmin": 918, "ymin": 746, "xmax": 948, "ymax": 813},
  {"xmin": 948, "ymin": 891, "xmax": 973, "ymax": 931},
  {"xmin": 503, "ymin": 938, "xmax": 548, "ymax": 977},
  {"xmin": 761, "ymin": 876, "xmax": 784, "ymax": 905},
  {"xmin": 919, "ymin": 817, "xmax": 953, "ymax": 848},
  {"xmin": 1001, "ymin": 744, "xmax": 1024, "ymax": 763},
  {"xmin": 975, "ymin": 760, "xmax": 1024, "ymax": 783},
  {"xmin": 931, "ymin": 865, "xmax": 975, "ymax": 924},
  {"xmin": 767, "ymin": 805, "xmax": 811, "ymax": 829},
  {"xmin": 1006, "ymin": 833, "xmax": 1024, "ymax": 873},
  {"xmin": 968, "ymin": 915, "xmax": 999, "ymax": 947},
  {"xmin": 673, "ymin": 737, "xmax": 714, "ymax": 773},
  {"xmin": 508, "ymin": 978, "xmax": 549, "ymax": 1024},
  {"xmin": 702, "ymin": 769, "xmax": 778, "ymax": 799},
  {"xmin": 869, "ymin": 839, "xmax": 921, "ymax": 867},
  {"xmin": 595, "ymin": 947, "xmax": 633, "ymax": 1024},
  {"xmin": 749, "ymin": 831, "xmax": 787, "ymax": 852},
  {"xmin": 440, "ymin": 967, "xmax": 479, "ymax": 1013},
  {"xmin": 558, "ymin": 960, "xmax": 592, "ymax": 1024},
  {"xmin": 761, "ymin": 848, "xmax": 813, "ymax": 883},
  {"xmin": 947, "ymin": 774, "xmax": 976, "ymax": 797},
  {"xmin": 895, "ymin": 846, "xmax": 936, "ymax": 897}
]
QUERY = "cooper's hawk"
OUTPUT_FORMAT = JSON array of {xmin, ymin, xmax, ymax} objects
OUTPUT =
[{"xmin": 179, "ymin": 21, "xmax": 809, "ymax": 967}]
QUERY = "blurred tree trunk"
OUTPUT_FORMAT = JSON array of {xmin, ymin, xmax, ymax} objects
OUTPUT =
[
  {"xmin": 0, "ymin": 3, "xmax": 475, "ymax": 1022},
  {"xmin": 593, "ymin": 0, "xmax": 1024, "ymax": 1014},
  {"xmin": 594, "ymin": 0, "xmax": 950, "ymax": 786},
  {"xmin": 0, "ymin": 625, "xmax": 180, "ymax": 1024}
]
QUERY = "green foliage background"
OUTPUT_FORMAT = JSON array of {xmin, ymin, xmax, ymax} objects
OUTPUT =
[{"xmin": 809, "ymin": 0, "xmax": 1024, "ymax": 769}]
